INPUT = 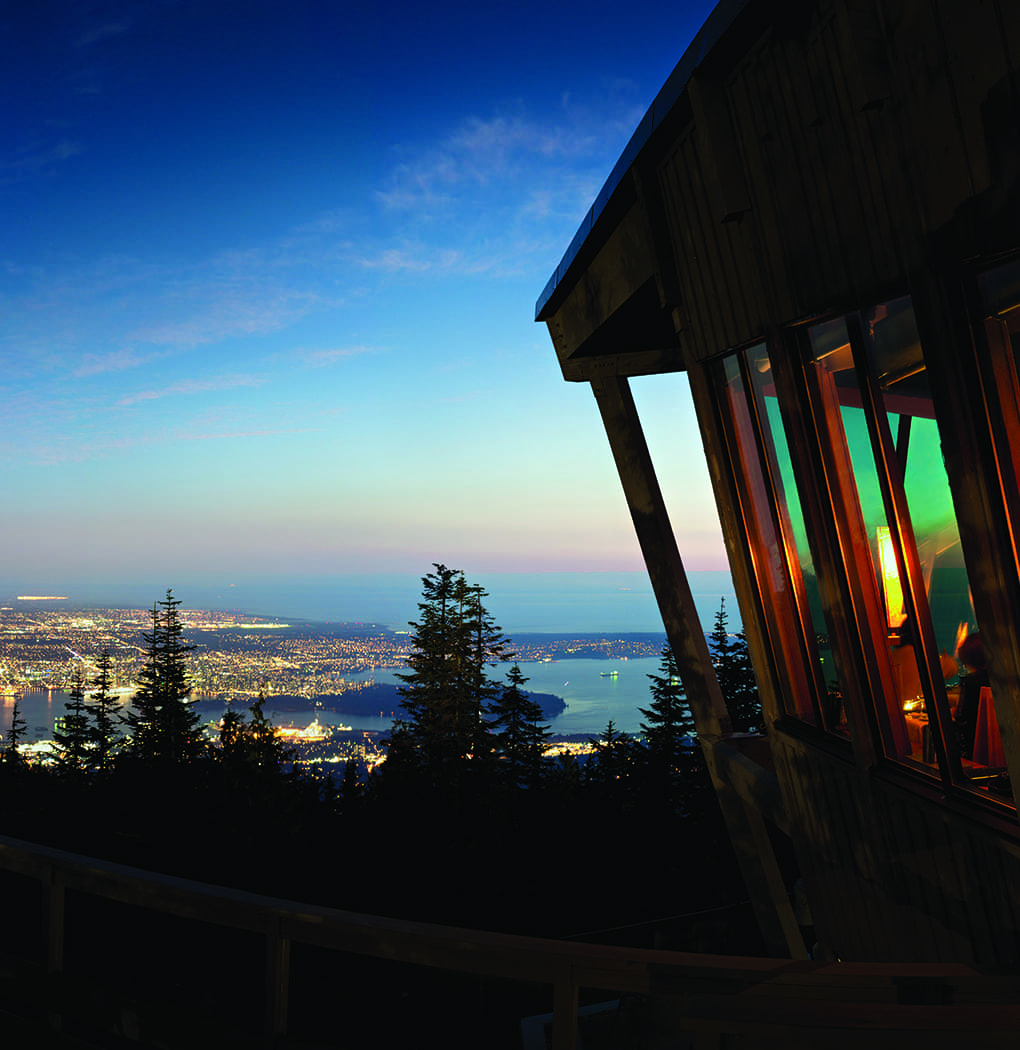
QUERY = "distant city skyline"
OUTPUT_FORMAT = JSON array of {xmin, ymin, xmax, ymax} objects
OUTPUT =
[{"xmin": 3, "ymin": 1, "xmax": 724, "ymax": 586}]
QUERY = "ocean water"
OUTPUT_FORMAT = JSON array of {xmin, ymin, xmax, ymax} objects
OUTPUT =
[
  {"xmin": 5, "ymin": 657, "xmax": 668, "ymax": 741},
  {"xmin": 333, "ymin": 657, "xmax": 671, "ymax": 736},
  {"xmin": 1, "ymin": 571, "xmax": 737, "ymax": 739},
  {"xmin": 5, "ymin": 570, "xmax": 738, "ymax": 635}
]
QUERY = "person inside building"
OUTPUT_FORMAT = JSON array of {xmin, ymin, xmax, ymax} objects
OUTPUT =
[{"xmin": 954, "ymin": 633, "xmax": 989, "ymax": 760}]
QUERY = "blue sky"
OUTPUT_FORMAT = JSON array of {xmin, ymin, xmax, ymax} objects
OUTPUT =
[{"xmin": 2, "ymin": 0, "xmax": 725, "ymax": 590}]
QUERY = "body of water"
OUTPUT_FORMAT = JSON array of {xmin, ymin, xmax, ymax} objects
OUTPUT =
[
  {"xmin": 4, "ymin": 655, "xmax": 667, "ymax": 742},
  {"xmin": 6, "ymin": 570, "xmax": 738, "ymax": 635},
  {"xmin": 2, "ymin": 570, "xmax": 737, "ymax": 740}
]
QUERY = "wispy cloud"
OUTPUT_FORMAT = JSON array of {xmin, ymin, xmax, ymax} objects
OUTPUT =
[
  {"xmin": 359, "ymin": 96, "xmax": 648, "ymax": 279},
  {"xmin": 177, "ymin": 426, "xmax": 326, "ymax": 442},
  {"xmin": 376, "ymin": 103, "xmax": 637, "ymax": 215},
  {"xmin": 74, "ymin": 347, "xmax": 149, "ymax": 377},
  {"xmin": 353, "ymin": 246, "xmax": 467, "ymax": 274},
  {"xmin": 73, "ymin": 21, "xmax": 130, "ymax": 49},
  {"xmin": 112, "ymin": 250, "xmax": 335, "ymax": 351},
  {"xmin": 117, "ymin": 374, "xmax": 265, "ymax": 407},
  {"xmin": 296, "ymin": 346, "xmax": 378, "ymax": 367},
  {"xmin": 0, "ymin": 139, "xmax": 82, "ymax": 188}
]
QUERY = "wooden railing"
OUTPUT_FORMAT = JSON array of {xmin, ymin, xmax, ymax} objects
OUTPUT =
[{"xmin": 3, "ymin": 832, "xmax": 1020, "ymax": 1048}]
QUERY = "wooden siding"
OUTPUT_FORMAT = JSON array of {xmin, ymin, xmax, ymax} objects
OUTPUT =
[
  {"xmin": 771, "ymin": 728, "xmax": 1020, "ymax": 965},
  {"xmin": 539, "ymin": 0, "xmax": 1020, "ymax": 968},
  {"xmin": 650, "ymin": 0, "xmax": 1020, "ymax": 363}
]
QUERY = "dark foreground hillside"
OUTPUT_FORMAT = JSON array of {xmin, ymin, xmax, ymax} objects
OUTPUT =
[{"xmin": 0, "ymin": 758, "xmax": 766, "ymax": 1048}]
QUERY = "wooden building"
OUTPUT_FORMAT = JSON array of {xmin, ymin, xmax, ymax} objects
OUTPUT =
[{"xmin": 537, "ymin": 0, "xmax": 1020, "ymax": 965}]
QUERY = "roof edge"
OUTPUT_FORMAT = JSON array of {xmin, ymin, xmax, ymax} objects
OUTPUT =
[{"xmin": 535, "ymin": 0, "xmax": 752, "ymax": 322}]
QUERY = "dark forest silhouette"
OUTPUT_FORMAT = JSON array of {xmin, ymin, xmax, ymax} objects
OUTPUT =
[{"xmin": 0, "ymin": 575, "xmax": 763, "ymax": 950}]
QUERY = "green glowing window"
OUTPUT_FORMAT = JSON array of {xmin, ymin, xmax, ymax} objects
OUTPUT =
[{"xmin": 713, "ymin": 296, "xmax": 1009, "ymax": 802}]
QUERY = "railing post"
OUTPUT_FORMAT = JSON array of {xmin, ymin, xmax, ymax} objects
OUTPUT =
[
  {"xmin": 551, "ymin": 964, "xmax": 578, "ymax": 1050},
  {"xmin": 265, "ymin": 916, "xmax": 290, "ymax": 1037},
  {"xmin": 46, "ymin": 866, "xmax": 65, "ymax": 973},
  {"xmin": 45, "ymin": 865, "xmax": 66, "ymax": 1033}
]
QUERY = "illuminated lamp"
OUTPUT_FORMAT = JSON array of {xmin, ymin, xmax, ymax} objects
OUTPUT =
[{"xmin": 876, "ymin": 526, "xmax": 907, "ymax": 632}]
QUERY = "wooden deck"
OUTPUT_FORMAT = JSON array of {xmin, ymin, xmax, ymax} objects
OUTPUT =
[{"xmin": 3, "ymin": 833, "xmax": 1020, "ymax": 1048}]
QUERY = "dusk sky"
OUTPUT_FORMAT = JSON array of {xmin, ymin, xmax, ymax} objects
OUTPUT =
[{"xmin": 3, "ymin": 0, "xmax": 725, "ymax": 592}]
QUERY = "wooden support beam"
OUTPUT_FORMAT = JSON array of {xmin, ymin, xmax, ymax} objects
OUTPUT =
[
  {"xmin": 591, "ymin": 373, "xmax": 808, "ymax": 960},
  {"xmin": 45, "ymin": 867, "xmax": 66, "ymax": 1034},
  {"xmin": 46, "ymin": 869, "xmax": 65, "ymax": 974},
  {"xmin": 265, "ymin": 917, "xmax": 290, "ymax": 1036},
  {"xmin": 552, "ymin": 964, "xmax": 579, "ymax": 1050},
  {"xmin": 590, "ymin": 373, "xmax": 731, "ymax": 736}
]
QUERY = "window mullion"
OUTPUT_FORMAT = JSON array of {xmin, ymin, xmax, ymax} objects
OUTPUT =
[{"xmin": 845, "ymin": 312, "xmax": 962, "ymax": 784}]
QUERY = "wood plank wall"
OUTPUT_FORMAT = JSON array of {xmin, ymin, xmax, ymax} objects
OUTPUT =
[
  {"xmin": 771, "ymin": 730, "xmax": 1020, "ymax": 964},
  {"xmin": 656, "ymin": 0, "xmax": 1020, "ymax": 364},
  {"xmin": 543, "ymin": 0, "xmax": 1020, "ymax": 966},
  {"xmin": 646, "ymin": 0, "xmax": 1020, "ymax": 965}
]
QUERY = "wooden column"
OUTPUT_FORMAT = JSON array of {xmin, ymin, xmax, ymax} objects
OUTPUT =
[
  {"xmin": 265, "ymin": 917, "xmax": 291, "ymax": 1036},
  {"xmin": 551, "ymin": 963, "xmax": 579, "ymax": 1050},
  {"xmin": 46, "ymin": 869, "xmax": 65, "ymax": 973},
  {"xmin": 46, "ymin": 867, "xmax": 65, "ymax": 1034},
  {"xmin": 591, "ymin": 373, "xmax": 806, "ymax": 959},
  {"xmin": 591, "ymin": 373, "xmax": 730, "ymax": 736}
]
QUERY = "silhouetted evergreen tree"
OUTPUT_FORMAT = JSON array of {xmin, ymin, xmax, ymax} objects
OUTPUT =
[
  {"xmin": 2, "ymin": 697, "xmax": 27, "ymax": 765},
  {"xmin": 639, "ymin": 644, "xmax": 695, "ymax": 754},
  {"xmin": 122, "ymin": 590, "xmax": 205, "ymax": 764},
  {"xmin": 457, "ymin": 577, "xmax": 512, "ymax": 764},
  {"xmin": 87, "ymin": 647, "xmax": 120, "ymax": 773},
  {"xmin": 487, "ymin": 663, "xmax": 551, "ymax": 788},
  {"xmin": 217, "ymin": 692, "xmax": 291, "ymax": 776},
  {"xmin": 709, "ymin": 598, "xmax": 762, "ymax": 733},
  {"xmin": 638, "ymin": 644, "xmax": 700, "ymax": 812},
  {"xmin": 338, "ymin": 758, "xmax": 363, "ymax": 812},
  {"xmin": 388, "ymin": 565, "xmax": 510, "ymax": 789},
  {"xmin": 639, "ymin": 644, "xmax": 716, "ymax": 816},
  {"xmin": 52, "ymin": 664, "xmax": 94, "ymax": 776},
  {"xmin": 585, "ymin": 719, "xmax": 642, "ymax": 798}
]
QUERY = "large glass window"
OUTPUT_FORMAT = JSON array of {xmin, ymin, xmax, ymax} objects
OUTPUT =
[
  {"xmin": 980, "ymin": 257, "xmax": 1020, "ymax": 565},
  {"xmin": 713, "ymin": 344, "xmax": 850, "ymax": 733},
  {"xmin": 806, "ymin": 300, "xmax": 1007, "ymax": 792},
  {"xmin": 713, "ymin": 295, "xmax": 1011, "ymax": 805}
]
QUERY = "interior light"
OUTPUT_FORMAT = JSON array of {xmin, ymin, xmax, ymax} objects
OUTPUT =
[{"xmin": 877, "ymin": 526, "xmax": 907, "ymax": 631}]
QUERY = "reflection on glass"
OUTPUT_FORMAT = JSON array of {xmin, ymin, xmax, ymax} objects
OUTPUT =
[
  {"xmin": 980, "ymin": 256, "xmax": 1020, "ymax": 316},
  {"xmin": 807, "ymin": 316, "xmax": 922, "ymax": 762},
  {"xmin": 744, "ymin": 344, "xmax": 849, "ymax": 732},
  {"xmin": 876, "ymin": 526, "xmax": 906, "ymax": 630},
  {"xmin": 863, "ymin": 298, "xmax": 998, "ymax": 783},
  {"xmin": 716, "ymin": 351, "xmax": 819, "ymax": 724},
  {"xmin": 802, "ymin": 298, "xmax": 1005, "ymax": 790}
]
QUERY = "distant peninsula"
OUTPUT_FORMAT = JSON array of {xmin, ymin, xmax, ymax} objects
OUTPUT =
[{"xmin": 203, "ymin": 682, "xmax": 567, "ymax": 720}]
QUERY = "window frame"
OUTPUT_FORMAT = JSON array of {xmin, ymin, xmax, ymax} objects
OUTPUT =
[{"xmin": 705, "ymin": 291, "xmax": 1017, "ymax": 814}]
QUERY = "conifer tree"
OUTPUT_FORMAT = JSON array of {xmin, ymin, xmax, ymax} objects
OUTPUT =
[
  {"xmin": 709, "ymin": 598, "xmax": 762, "ymax": 733},
  {"xmin": 2, "ymin": 697, "xmax": 27, "ymax": 766},
  {"xmin": 87, "ymin": 647, "xmax": 120, "ymax": 773},
  {"xmin": 52, "ymin": 663, "xmax": 94, "ymax": 775},
  {"xmin": 487, "ymin": 663, "xmax": 551, "ymax": 788},
  {"xmin": 123, "ymin": 590, "xmax": 205, "ymax": 765},
  {"xmin": 455, "ymin": 576, "xmax": 512, "ymax": 763},
  {"xmin": 217, "ymin": 692, "xmax": 290, "ymax": 775},
  {"xmin": 639, "ymin": 644, "xmax": 710, "ymax": 815},
  {"xmin": 389, "ymin": 565, "xmax": 511, "ymax": 787},
  {"xmin": 585, "ymin": 719, "xmax": 641, "ymax": 792},
  {"xmin": 639, "ymin": 644, "xmax": 695, "ymax": 755},
  {"xmin": 339, "ymin": 758, "xmax": 362, "ymax": 811}
]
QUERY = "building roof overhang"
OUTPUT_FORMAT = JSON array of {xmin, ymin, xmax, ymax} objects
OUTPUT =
[{"xmin": 534, "ymin": 0, "xmax": 756, "ymax": 325}]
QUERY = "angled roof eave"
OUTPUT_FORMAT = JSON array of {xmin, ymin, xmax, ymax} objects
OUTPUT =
[{"xmin": 535, "ymin": 0, "xmax": 752, "ymax": 322}]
